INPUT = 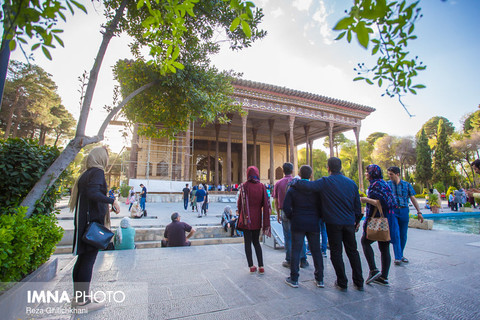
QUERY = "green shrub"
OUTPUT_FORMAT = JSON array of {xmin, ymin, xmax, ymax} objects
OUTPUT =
[
  {"xmin": 412, "ymin": 184, "xmax": 422, "ymax": 195},
  {"xmin": 0, "ymin": 138, "xmax": 69, "ymax": 216},
  {"xmin": 120, "ymin": 183, "xmax": 131, "ymax": 198},
  {"xmin": 0, "ymin": 207, "xmax": 63, "ymax": 283},
  {"xmin": 0, "ymin": 138, "xmax": 67, "ymax": 284},
  {"xmin": 464, "ymin": 202, "xmax": 472, "ymax": 208},
  {"xmin": 433, "ymin": 182, "xmax": 445, "ymax": 193}
]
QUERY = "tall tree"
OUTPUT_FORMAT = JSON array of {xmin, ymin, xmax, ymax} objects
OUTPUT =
[
  {"xmin": 323, "ymin": 133, "xmax": 348, "ymax": 157},
  {"xmin": 433, "ymin": 119, "xmax": 453, "ymax": 188},
  {"xmin": 417, "ymin": 116, "xmax": 455, "ymax": 149},
  {"xmin": 415, "ymin": 128, "xmax": 432, "ymax": 187},
  {"xmin": 297, "ymin": 147, "xmax": 328, "ymax": 179},
  {"xmin": 20, "ymin": 1, "xmax": 266, "ymax": 217},
  {"xmin": 396, "ymin": 136, "xmax": 416, "ymax": 178},
  {"xmin": 371, "ymin": 135, "xmax": 398, "ymax": 169}
]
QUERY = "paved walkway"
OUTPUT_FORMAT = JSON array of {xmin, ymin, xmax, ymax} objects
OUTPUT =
[{"xmin": 22, "ymin": 225, "xmax": 480, "ymax": 319}]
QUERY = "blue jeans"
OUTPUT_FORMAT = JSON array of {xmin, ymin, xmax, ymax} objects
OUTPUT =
[
  {"xmin": 183, "ymin": 198, "xmax": 189, "ymax": 210},
  {"xmin": 393, "ymin": 207, "xmax": 409, "ymax": 260},
  {"xmin": 280, "ymin": 210, "xmax": 306, "ymax": 262},
  {"xmin": 291, "ymin": 231, "xmax": 323, "ymax": 282},
  {"xmin": 140, "ymin": 197, "xmax": 146, "ymax": 211},
  {"xmin": 319, "ymin": 219, "xmax": 328, "ymax": 253}
]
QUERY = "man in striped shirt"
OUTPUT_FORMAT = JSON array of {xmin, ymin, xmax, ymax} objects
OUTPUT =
[{"xmin": 387, "ymin": 166, "xmax": 423, "ymax": 265}]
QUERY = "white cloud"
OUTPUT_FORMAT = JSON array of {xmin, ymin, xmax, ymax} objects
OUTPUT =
[
  {"xmin": 292, "ymin": 0, "xmax": 312, "ymax": 12},
  {"xmin": 312, "ymin": 1, "xmax": 333, "ymax": 45},
  {"xmin": 271, "ymin": 7, "xmax": 284, "ymax": 18}
]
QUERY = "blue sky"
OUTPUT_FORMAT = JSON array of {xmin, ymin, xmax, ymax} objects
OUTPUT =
[{"xmin": 8, "ymin": 0, "xmax": 480, "ymax": 151}]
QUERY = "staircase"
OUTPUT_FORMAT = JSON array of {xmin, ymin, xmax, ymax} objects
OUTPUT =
[{"xmin": 54, "ymin": 226, "xmax": 243, "ymax": 254}]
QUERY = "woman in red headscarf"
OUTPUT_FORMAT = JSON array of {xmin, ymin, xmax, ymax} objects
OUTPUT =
[{"xmin": 237, "ymin": 166, "xmax": 271, "ymax": 274}]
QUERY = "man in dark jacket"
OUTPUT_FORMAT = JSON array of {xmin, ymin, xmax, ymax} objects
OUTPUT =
[
  {"xmin": 283, "ymin": 165, "xmax": 324, "ymax": 288},
  {"xmin": 293, "ymin": 157, "xmax": 364, "ymax": 291}
]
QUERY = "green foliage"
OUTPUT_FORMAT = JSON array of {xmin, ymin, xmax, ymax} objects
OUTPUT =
[
  {"xmin": 417, "ymin": 116, "xmax": 455, "ymax": 148},
  {"xmin": 0, "ymin": 138, "xmax": 68, "ymax": 215},
  {"xmin": 107, "ymin": 0, "xmax": 266, "ymax": 75},
  {"xmin": 0, "ymin": 207, "xmax": 63, "ymax": 283},
  {"xmin": 334, "ymin": 0, "xmax": 426, "ymax": 115},
  {"xmin": 428, "ymin": 192, "xmax": 439, "ymax": 207},
  {"xmin": 416, "ymin": 128, "xmax": 433, "ymax": 187},
  {"xmin": 433, "ymin": 182, "xmax": 445, "ymax": 193},
  {"xmin": 119, "ymin": 183, "xmax": 131, "ymax": 198},
  {"xmin": 412, "ymin": 183, "xmax": 422, "ymax": 195},
  {"xmin": 464, "ymin": 202, "xmax": 472, "ymax": 208},
  {"xmin": 114, "ymin": 60, "xmax": 242, "ymax": 137},
  {"xmin": 1, "ymin": 61, "xmax": 75, "ymax": 144},
  {"xmin": 433, "ymin": 119, "xmax": 453, "ymax": 187},
  {"xmin": 297, "ymin": 148, "xmax": 328, "ymax": 180},
  {"xmin": 1, "ymin": 0, "xmax": 87, "ymax": 60}
]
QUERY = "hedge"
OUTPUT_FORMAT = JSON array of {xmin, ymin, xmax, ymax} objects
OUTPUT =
[
  {"xmin": 0, "ymin": 138, "xmax": 67, "ymax": 284},
  {"xmin": 0, "ymin": 207, "xmax": 63, "ymax": 283}
]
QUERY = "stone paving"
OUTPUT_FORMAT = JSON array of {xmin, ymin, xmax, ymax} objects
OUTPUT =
[
  {"xmin": 11, "ymin": 197, "xmax": 477, "ymax": 319},
  {"xmin": 21, "ymin": 223, "xmax": 480, "ymax": 320}
]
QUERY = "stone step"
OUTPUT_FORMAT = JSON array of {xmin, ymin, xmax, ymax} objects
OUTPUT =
[{"xmin": 53, "ymin": 236, "xmax": 244, "ymax": 254}]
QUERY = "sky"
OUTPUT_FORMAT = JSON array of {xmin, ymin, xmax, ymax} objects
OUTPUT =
[{"xmin": 8, "ymin": 0, "xmax": 480, "ymax": 153}]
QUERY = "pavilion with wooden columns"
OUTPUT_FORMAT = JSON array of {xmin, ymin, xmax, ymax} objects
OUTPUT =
[{"xmin": 129, "ymin": 79, "xmax": 375, "ymax": 191}]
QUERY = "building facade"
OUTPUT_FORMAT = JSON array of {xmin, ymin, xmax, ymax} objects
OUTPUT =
[{"xmin": 129, "ymin": 79, "xmax": 375, "ymax": 191}]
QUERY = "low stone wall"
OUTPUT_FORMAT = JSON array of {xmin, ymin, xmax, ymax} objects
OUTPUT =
[{"xmin": 408, "ymin": 218, "xmax": 433, "ymax": 230}]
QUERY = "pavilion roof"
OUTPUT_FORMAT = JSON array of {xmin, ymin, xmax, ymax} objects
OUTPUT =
[{"xmin": 231, "ymin": 78, "xmax": 375, "ymax": 114}]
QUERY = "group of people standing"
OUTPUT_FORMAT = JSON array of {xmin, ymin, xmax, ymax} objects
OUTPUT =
[
  {"xmin": 182, "ymin": 183, "xmax": 209, "ymax": 217},
  {"xmin": 235, "ymin": 157, "xmax": 424, "ymax": 292}
]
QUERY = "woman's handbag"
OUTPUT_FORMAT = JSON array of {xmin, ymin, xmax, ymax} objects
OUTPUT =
[
  {"xmin": 366, "ymin": 205, "xmax": 391, "ymax": 242},
  {"xmin": 83, "ymin": 212, "xmax": 114, "ymax": 249}
]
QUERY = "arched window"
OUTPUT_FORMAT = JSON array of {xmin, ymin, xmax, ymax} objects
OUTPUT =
[
  {"xmin": 156, "ymin": 161, "xmax": 169, "ymax": 177},
  {"xmin": 275, "ymin": 166, "xmax": 283, "ymax": 180}
]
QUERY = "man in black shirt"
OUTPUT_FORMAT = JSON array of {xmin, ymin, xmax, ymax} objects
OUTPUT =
[
  {"xmin": 162, "ymin": 213, "xmax": 196, "ymax": 247},
  {"xmin": 182, "ymin": 184, "xmax": 190, "ymax": 211}
]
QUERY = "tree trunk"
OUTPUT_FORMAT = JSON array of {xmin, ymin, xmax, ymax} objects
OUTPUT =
[
  {"xmin": 3, "ymin": 90, "xmax": 19, "ymax": 137},
  {"xmin": 20, "ymin": 80, "xmax": 157, "ymax": 217},
  {"xmin": 20, "ymin": 0, "xmax": 128, "ymax": 218}
]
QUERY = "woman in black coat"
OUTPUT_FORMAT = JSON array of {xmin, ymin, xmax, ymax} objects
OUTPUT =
[{"xmin": 68, "ymin": 147, "xmax": 120, "ymax": 311}]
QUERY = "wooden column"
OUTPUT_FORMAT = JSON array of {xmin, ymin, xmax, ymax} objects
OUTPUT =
[
  {"xmin": 242, "ymin": 114, "xmax": 248, "ymax": 182},
  {"xmin": 129, "ymin": 124, "xmax": 139, "ymax": 179},
  {"xmin": 183, "ymin": 122, "xmax": 191, "ymax": 181},
  {"xmin": 304, "ymin": 125, "xmax": 310, "ymax": 166},
  {"xmin": 207, "ymin": 140, "xmax": 211, "ymax": 184},
  {"xmin": 269, "ymin": 119, "xmax": 275, "ymax": 186},
  {"xmin": 252, "ymin": 128, "xmax": 258, "ymax": 168},
  {"xmin": 354, "ymin": 126, "xmax": 364, "ymax": 191},
  {"xmin": 171, "ymin": 138, "xmax": 177, "ymax": 180},
  {"xmin": 328, "ymin": 121, "xmax": 334, "ymax": 158},
  {"xmin": 289, "ymin": 116, "xmax": 295, "ymax": 175},
  {"xmin": 285, "ymin": 132, "xmax": 289, "ymax": 163},
  {"xmin": 309, "ymin": 140, "xmax": 313, "ymax": 167},
  {"xmin": 227, "ymin": 120, "xmax": 232, "ymax": 188},
  {"xmin": 215, "ymin": 123, "xmax": 220, "ymax": 186}
]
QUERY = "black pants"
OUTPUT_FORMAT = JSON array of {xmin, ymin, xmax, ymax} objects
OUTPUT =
[
  {"xmin": 224, "ymin": 219, "xmax": 237, "ymax": 236},
  {"xmin": 326, "ymin": 224, "xmax": 363, "ymax": 288},
  {"xmin": 243, "ymin": 229, "xmax": 263, "ymax": 267},
  {"xmin": 291, "ymin": 230, "xmax": 323, "ymax": 282},
  {"xmin": 361, "ymin": 234, "xmax": 391, "ymax": 279},
  {"xmin": 72, "ymin": 250, "xmax": 98, "ymax": 303}
]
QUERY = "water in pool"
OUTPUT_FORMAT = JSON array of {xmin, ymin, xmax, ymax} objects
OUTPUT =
[{"xmin": 433, "ymin": 216, "xmax": 480, "ymax": 234}]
